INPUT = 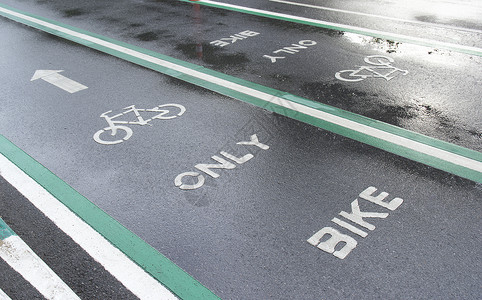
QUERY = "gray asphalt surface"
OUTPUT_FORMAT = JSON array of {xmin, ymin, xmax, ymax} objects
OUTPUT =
[
  {"xmin": 217, "ymin": 0, "xmax": 482, "ymax": 45},
  {"xmin": 1, "ymin": 0, "xmax": 480, "ymax": 151},
  {"xmin": 0, "ymin": 0, "xmax": 481, "ymax": 299}
]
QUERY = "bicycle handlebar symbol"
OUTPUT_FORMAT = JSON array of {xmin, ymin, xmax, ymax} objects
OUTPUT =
[
  {"xmin": 335, "ymin": 55, "xmax": 409, "ymax": 82},
  {"xmin": 93, "ymin": 104, "xmax": 186, "ymax": 145}
]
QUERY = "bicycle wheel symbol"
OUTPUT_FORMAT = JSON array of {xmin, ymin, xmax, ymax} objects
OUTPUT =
[
  {"xmin": 93, "ymin": 126, "xmax": 133, "ymax": 145},
  {"xmin": 93, "ymin": 103, "xmax": 186, "ymax": 145},
  {"xmin": 335, "ymin": 55, "xmax": 408, "ymax": 82},
  {"xmin": 363, "ymin": 55, "xmax": 394, "ymax": 66}
]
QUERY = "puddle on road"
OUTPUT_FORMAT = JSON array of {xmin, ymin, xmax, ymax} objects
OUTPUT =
[
  {"xmin": 300, "ymin": 81, "xmax": 482, "ymax": 150},
  {"xmin": 176, "ymin": 42, "xmax": 250, "ymax": 68},
  {"xmin": 342, "ymin": 32, "xmax": 411, "ymax": 54},
  {"xmin": 134, "ymin": 30, "xmax": 175, "ymax": 41},
  {"xmin": 135, "ymin": 31, "xmax": 159, "ymax": 41},
  {"xmin": 62, "ymin": 8, "xmax": 85, "ymax": 18},
  {"xmin": 301, "ymin": 81, "xmax": 416, "ymax": 126}
]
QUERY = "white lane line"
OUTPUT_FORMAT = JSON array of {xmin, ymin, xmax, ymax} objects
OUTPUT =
[
  {"xmin": 0, "ymin": 235, "xmax": 81, "ymax": 300},
  {"xmin": 1, "ymin": 5, "xmax": 480, "ymax": 174},
  {"xmin": 269, "ymin": 0, "xmax": 482, "ymax": 34},
  {"xmin": 1, "ymin": 5, "xmax": 481, "ymax": 174},
  {"xmin": 194, "ymin": 0, "xmax": 482, "ymax": 54},
  {"xmin": 0, "ymin": 288, "xmax": 12, "ymax": 300},
  {"xmin": 0, "ymin": 154, "xmax": 177, "ymax": 300}
]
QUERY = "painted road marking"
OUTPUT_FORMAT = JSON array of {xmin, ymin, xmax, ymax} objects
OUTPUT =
[
  {"xmin": 210, "ymin": 30, "xmax": 260, "ymax": 47},
  {"xmin": 335, "ymin": 55, "xmax": 409, "ymax": 82},
  {"xmin": 0, "ymin": 135, "xmax": 219, "ymax": 300},
  {"xmin": 31, "ymin": 70, "xmax": 87, "ymax": 94},
  {"xmin": 0, "ymin": 3, "xmax": 481, "ymax": 184},
  {"xmin": 179, "ymin": 0, "xmax": 482, "ymax": 56},
  {"xmin": 269, "ymin": 0, "xmax": 482, "ymax": 34},
  {"xmin": 0, "ymin": 218, "xmax": 81, "ymax": 299},
  {"xmin": 263, "ymin": 40, "xmax": 317, "ymax": 63},
  {"xmin": 175, "ymin": 134, "xmax": 269, "ymax": 190},
  {"xmin": 93, "ymin": 104, "xmax": 186, "ymax": 145},
  {"xmin": 0, "ymin": 154, "xmax": 178, "ymax": 300},
  {"xmin": 0, "ymin": 288, "xmax": 12, "ymax": 300},
  {"xmin": 307, "ymin": 186, "xmax": 403, "ymax": 259}
]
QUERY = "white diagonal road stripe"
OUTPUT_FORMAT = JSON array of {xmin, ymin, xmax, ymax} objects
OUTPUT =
[
  {"xmin": 0, "ymin": 235, "xmax": 81, "ymax": 299},
  {"xmin": 0, "ymin": 154, "xmax": 177, "ymax": 300}
]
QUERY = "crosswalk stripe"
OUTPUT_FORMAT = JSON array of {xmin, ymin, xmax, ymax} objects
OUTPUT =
[
  {"xmin": 0, "ymin": 288, "xmax": 12, "ymax": 300},
  {"xmin": 0, "ymin": 155, "xmax": 178, "ymax": 300},
  {"xmin": 0, "ymin": 218, "xmax": 81, "ymax": 300}
]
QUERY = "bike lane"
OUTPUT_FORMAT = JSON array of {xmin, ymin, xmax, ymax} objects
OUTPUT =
[
  {"xmin": 0, "ymin": 0, "xmax": 480, "ymax": 153},
  {"xmin": 0, "ymin": 2, "xmax": 481, "ymax": 300},
  {"xmin": 198, "ymin": 0, "xmax": 482, "ymax": 49}
]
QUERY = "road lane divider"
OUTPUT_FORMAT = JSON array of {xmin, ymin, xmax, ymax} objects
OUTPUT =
[
  {"xmin": 0, "ymin": 218, "xmax": 81, "ymax": 299},
  {"xmin": 179, "ymin": 0, "xmax": 482, "ymax": 57},
  {"xmin": 0, "ymin": 138, "xmax": 218, "ymax": 299},
  {"xmin": 269, "ymin": 0, "xmax": 482, "ymax": 35},
  {"xmin": 0, "ymin": 4, "xmax": 480, "ymax": 183}
]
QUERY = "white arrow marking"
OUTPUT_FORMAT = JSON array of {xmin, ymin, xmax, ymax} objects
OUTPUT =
[{"xmin": 31, "ymin": 70, "xmax": 88, "ymax": 93}]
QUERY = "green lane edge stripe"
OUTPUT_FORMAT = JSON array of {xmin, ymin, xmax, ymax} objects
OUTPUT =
[
  {"xmin": 0, "ymin": 3, "xmax": 480, "ymax": 183},
  {"xmin": 0, "ymin": 218, "xmax": 17, "ymax": 241},
  {"xmin": 0, "ymin": 135, "xmax": 219, "ymax": 299},
  {"xmin": 179, "ymin": 0, "xmax": 482, "ymax": 57}
]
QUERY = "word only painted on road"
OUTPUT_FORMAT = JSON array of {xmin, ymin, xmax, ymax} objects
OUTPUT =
[
  {"xmin": 263, "ymin": 40, "xmax": 317, "ymax": 63},
  {"xmin": 210, "ymin": 30, "xmax": 260, "ymax": 47},
  {"xmin": 93, "ymin": 104, "xmax": 185, "ymax": 145},
  {"xmin": 335, "ymin": 55, "xmax": 409, "ymax": 82},
  {"xmin": 307, "ymin": 186, "xmax": 403, "ymax": 259},
  {"xmin": 175, "ymin": 134, "xmax": 269, "ymax": 190}
]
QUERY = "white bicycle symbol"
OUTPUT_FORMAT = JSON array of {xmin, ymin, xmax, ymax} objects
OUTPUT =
[
  {"xmin": 93, "ymin": 104, "xmax": 186, "ymax": 145},
  {"xmin": 335, "ymin": 55, "xmax": 409, "ymax": 82}
]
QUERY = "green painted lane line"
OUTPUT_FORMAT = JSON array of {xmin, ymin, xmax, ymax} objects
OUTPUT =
[
  {"xmin": 0, "ymin": 218, "xmax": 17, "ymax": 241},
  {"xmin": 0, "ymin": 135, "xmax": 219, "ymax": 299},
  {"xmin": 0, "ymin": 2, "xmax": 481, "ymax": 183},
  {"xmin": 179, "ymin": 0, "xmax": 482, "ymax": 57}
]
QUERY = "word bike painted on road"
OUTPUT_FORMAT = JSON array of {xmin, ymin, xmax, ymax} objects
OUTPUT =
[
  {"xmin": 263, "ymin": 40, "xmax": 317, "ymax": 63},
  {"xmin": 335, "ymin": 55, "xmax": 409, "ymax": 82},
  {"xmin": 210, "ymin": 30, "xmax": 260, "ymax": 47},
  {"xmin": 93, "ymin": 104, "xmax": 186, "ymax": 145},
  {"xmin": 175, "ymin": 134, "xmax": 269, "ymax": 190},
  {"xmin": 307, "ymin": 186, "xmax": 403, "ymax": 259}
]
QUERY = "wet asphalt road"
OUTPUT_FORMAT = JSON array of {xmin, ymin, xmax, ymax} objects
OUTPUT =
[
  {"xmin": 0, "ymin": 0, "xmax": 481, "ymax": 299},
  {"xmin": 217, "ymin": 0, "xmax": 482, "ymax": 45},
  {"xmin": 2, "ymin": 0, "xmax": 480, "ymax": 151}
]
